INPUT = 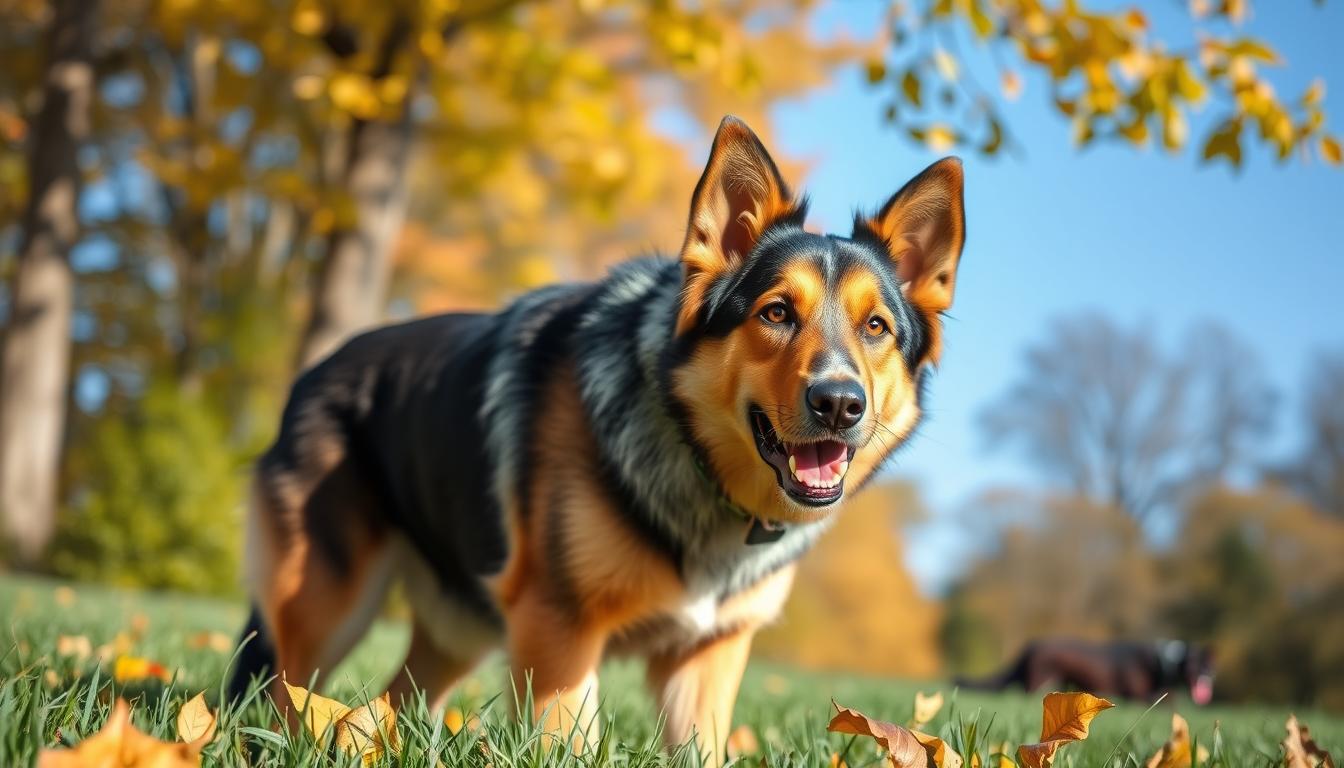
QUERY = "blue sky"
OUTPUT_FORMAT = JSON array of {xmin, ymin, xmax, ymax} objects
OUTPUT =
[{"xmin": 762, "ymin": 1, "xmax": 1344, "ymax": 590}]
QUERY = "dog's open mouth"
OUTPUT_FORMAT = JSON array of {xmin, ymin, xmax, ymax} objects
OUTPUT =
[{"xmin": 750, "ymin": 407, "xmax": 855, "ymax": 506}]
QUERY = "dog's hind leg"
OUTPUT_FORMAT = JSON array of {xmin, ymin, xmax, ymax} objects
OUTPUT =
[
  {"xmin": 248, "ymin": 453, "xmax": 396, "ymax": 713},
  {"xmin": 385, "ymin": 619, "xmax": 481, "ymax": 712}
]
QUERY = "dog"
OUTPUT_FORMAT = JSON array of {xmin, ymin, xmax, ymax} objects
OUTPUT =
[
  {"xmin": 228, "ymin": 116, "xmax": 966, "ymax": 761},
  {"xmin": 956, "ymin": 638, "xmax": 1216, "ymax": 704}
]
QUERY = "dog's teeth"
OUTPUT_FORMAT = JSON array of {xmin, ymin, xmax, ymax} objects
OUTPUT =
[
  {"xmin": 788, "ymin": 454, "xmax": 797, "ymax": 478},
  {"xmin": 836, "ymin": 461, "xmax": 849, "ymax": 480}
]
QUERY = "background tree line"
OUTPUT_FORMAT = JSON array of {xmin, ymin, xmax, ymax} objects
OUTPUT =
[{"xmin": 939, "ymin": 316, "xmax": 1344, "ymax": 710}]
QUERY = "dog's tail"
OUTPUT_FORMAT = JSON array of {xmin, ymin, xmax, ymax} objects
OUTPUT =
[{"xmin": 227, "ymin": 605, "xmax": 276, "ymax": 703}]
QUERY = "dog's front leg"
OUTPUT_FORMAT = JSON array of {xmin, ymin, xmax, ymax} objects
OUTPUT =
[
  {"xmin": 506, "ymin": 587, "xmax": 606, "ymax": 751},
  {"xmin": 647, "ymin": 626, "xmax": 755, "ymax": 765}
]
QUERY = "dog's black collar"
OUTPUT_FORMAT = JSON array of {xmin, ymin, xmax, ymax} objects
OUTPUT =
[
  {"xmin": 744, "ymin": 516, "xmax": 788, "ymax": 545},
  {"xmin": 689, "ymin": 451, "xmax": 786, "ymax": 545}
]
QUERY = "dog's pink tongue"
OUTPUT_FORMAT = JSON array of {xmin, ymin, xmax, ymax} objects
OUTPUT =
[
  {"xmin": 791, "ymin": 442, "xmax": 821, "ymax": 484},
  {"xmin": 790, "ymin": 441, "xmax": 848, "ymax": 485}
]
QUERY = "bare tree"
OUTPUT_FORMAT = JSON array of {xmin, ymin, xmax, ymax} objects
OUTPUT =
[
  {"xmin": 0, "ymin": 0, "xmax": 98, "ymax": 565},
  {"xmin": 980, "ymin": 315, "xmax": 1274, "ymax": 523},
  {"xmin": 1277, "ymin": 351, "xmax": 1344, "ymax": 518}
]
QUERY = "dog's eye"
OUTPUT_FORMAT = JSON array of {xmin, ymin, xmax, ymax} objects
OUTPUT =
[
  {"xmin": 760, "ymin": 303, "xmax": 791, "ymax": 325},
  {"xmin": 865, "ymin": 316, "xmax": 889, "ymax": 336}
]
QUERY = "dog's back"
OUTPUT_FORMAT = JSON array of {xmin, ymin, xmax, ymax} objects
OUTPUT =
[
  {"xmin": 231, "ymin": 295, "xmax": 563, "ymax": 698},
  {"xmin": 232, "ymin": 313, "xmax": 489, "ymax": 698}
]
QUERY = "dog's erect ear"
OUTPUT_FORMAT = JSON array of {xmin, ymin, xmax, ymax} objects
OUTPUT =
[
  {"xmin": 677, "ymin": 116, "xmax": 800, "ymax": 334},
  {"xmin": 855, "ymin": 157, "xmax": 965, "ymax": 363}
]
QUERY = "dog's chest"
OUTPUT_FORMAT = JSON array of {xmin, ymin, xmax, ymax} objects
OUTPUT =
[
  {"xmin": 674, "ymin": 591, "xmax": 721, "ymax": 636},
  {"xmin": 608, "ymin": 561, "xmax": 798, "ymax": 659},
  {"xmin": 607, "ymin": 591, "xmax": 728, "ymax": 657}
]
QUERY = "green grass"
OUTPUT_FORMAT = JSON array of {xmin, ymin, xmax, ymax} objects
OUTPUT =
[{"xmin": 2, "ymin": 576, "xmax": 1340, "ymax": 767}]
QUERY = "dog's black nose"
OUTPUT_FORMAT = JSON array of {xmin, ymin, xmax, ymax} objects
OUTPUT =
[{"xmin": 806, "ymin": 379, "xmax": 866, "ymax": 430}]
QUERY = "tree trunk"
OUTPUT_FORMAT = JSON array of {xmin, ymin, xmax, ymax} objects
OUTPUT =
[
  {"xmin": 296, "ymin": 111, "xmax": 412, "ymax": 369},
  {"xmin": 0, "ymin": 0, "xmax": 97, "ymax": 566}
]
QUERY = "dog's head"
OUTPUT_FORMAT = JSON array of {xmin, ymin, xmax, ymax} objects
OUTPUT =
[
  {"xmin": 1184, "ymin": 645, "xmax": 1216, "ymax": 705},
  {"xmin": 668, "ymin": 116, "xmax": 965, "ymax": 523}
]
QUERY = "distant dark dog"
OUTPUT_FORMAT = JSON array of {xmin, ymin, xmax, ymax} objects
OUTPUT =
[
  {"xmin": 958, "ymin": 639, "xmax": 1215, "ymax": 704},
  {"xmin": 228, "ymin": 116, "xmax": 967, "ymax": 761}
]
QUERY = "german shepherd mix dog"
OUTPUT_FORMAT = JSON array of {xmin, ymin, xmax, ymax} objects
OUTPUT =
[{"xmin": 229, "ymin": 117, "xmax": 966, "ymax": 761}]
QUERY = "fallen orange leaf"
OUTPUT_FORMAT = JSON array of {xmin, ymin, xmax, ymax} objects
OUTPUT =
[
  {"xmin": 97, "ymin": 633, "xmax": 137, "ymax": 663},
  {"xmin": 727, "ymin": 724, "xmax": 760, "ymax": 758},
  {"xmin": 914, "ymin": 729, "xmax": 964, "ymax": 768},
  {"xmin": 1283, "ymin": 714, "xmax": 1335, "ymax": 768},
  {"xmin": 285, "ymin": 680, "xmax": 399, "ymax": 763},
  {"xmin": 38, "ymin": 698, "xmax": 201, "ymax": 768},
  {"xmin": 911, "ymin": 690, "xmax": 945, "ymax": 729},
  {"xmin": 284, "ymin": 679, "xmax": 351, "ymax": 742},
  {"xmin": 114, "ymin": 655, "xmax": 171, "ymax": 683},
  {"xmin": 56, "ymin": 635, "xmax": 92, "ymax": 662},
  {"xmin": 1016, "ymin": 692, "xmax": 1114, "ymax": 768},
  {"xmin": 1145, "ymin": 713, "xmax": 1208, "ymax": 768},
  {"xmin": 444, "ymin": 706, "xmax": 482, "ymax": 735},
  {"xmin": 828, "ymin": 702, "xmax": 927, "ymax": 767},
  {"xmin": 829, "ymin": 700, "xmax": 963, "ymax": 768},
  {"xmin": 335, "ymin": 693, "xmax": 399, "ymax": 764},
  {"xmin": 187, "ymin": 631, "xmax": 234, "ymax": 653},
  {"xmin": 129, "ymin": 612, "xmax": 151, "ymax": 638},
  {"xmin": 444, "ymin": 707, "xmax": 465, "ymax": 735},
  {"xmin": 175, "ymin": 692, "xmax": 217, "ymax": 746}
]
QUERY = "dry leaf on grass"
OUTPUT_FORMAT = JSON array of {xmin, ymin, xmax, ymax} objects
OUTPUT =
[
  {"xmin": 38, "ymin": 698, "xmax": 201, "ymax": 768},
  {"xmin": 727, "ymin": 724, "xmax": 760, "ymax": 758},
  {"xmin": 175, "ymin": 692, "xmax": 217, "ymax": 746},
  {"xmin": 914, "ymin": 729, "xmax": 964, "ymax": 768},
  {"xmin": 1283, "ymin": 714, "xmax": 1336, "ymax": 768},
  {"xmin": 443, "ymin": 707, "xmax": 483, "ymax": 735},
  {"xmin": 829, "ymin": 700, "xmax": 963, "ymax": 768},
  {"xmin": 56, "ymin": 635, "xmax": 92, "ymax": 661},
  {"xmin": 828, "ymin": 703, "xmax": 926, "ymax": 767},
  {"xmin": 911, "ymin": 691, "xmax": 945, "ymax": 729},
  {"xmin": 284, "ymin": 679, "xmax": 352, "ymax": 741},
  {"xmin": 186, "ymin": 631, "xmax": 234, "ymax": 653},
  {"xmin": 989, "ymin": 741, "xmax": 1015, "ymax": 768},
  {"xmin": 336, "ymin": 694, "xmax": 398, "ymax": 763},
  {"xmin": 284, "ymin": 680, "xmax": 399, "ymax": 763},
  {"xmin": 1145, "ymin": 713, "xmax": 1208, "ymax": 768},
  {"xmin": 129, "ymin": 612, "xmax": 151, "ymax": 638},
  {"xmin": 114, "ymin": 655, "xmax": 171, "ymax": 683},
  {"xmin": 1016, "ymin": 691, "xmax": 1114, "ymax": 768},
  {"xmin": 444, "ymin": 707, "xmax": 465, "ymax": 735}
]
